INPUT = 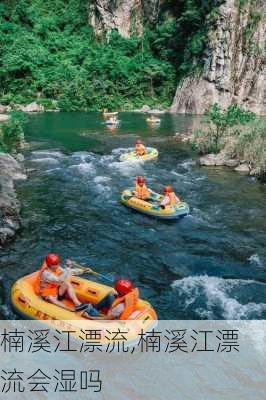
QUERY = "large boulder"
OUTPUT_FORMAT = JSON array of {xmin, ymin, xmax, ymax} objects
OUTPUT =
[
  {"xmin": 235, "ymin": 163, "xmax": 250, "ymax": 173},
  {"xmin": 225, "ymin": 159, "xmax": 239, "ymax": 168},
  {"xmin": 148, "ymin": 109, "xmax": 165, "ymax": 114},
  {"xmin": 20, "ymin": 102, "xmax": 44, "ymax": 113},
  {"xmin": 0, "ymin": 114, "xmax": 10, "ymax": 122},
  {"xmin": 0, "ymin": 227, "xmax": 16, "ymax": 244},
  {"xmin": 199, "ymin": 153, "xmax": 228, "ymax": 166},
  {"xmin": 140, "ymin": 105, "xmax": 150, "ymax": 113},
  {"xmin": 0, "ymin": 104, "xmax": 11, "ymax": 113},
  {"xmin": 0, "ymin": 153, "xmax": 27, "ymax": 181}
]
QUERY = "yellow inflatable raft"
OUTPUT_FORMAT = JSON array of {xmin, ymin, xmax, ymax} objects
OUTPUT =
[
  {"xmin": 106, "ymin": 119, "xmax": 120, "ymax": 126},
  {"xmin": 121, "ymin": 189, "xmax": 190, "ymax": 219},
  {"xmin": 11, "ymin": 272, "xmax": 157, "ymax": 345},
  {"xmin": 120, "ymin": 147, "xmax": 158, "ymax": 162},
  {"xmin": 146, "ymin": 117, "xmax": 161, "ymax": 124},
  {"xmin": 103, "ymin": 111, "xmax": 118, "ymax": 119}
]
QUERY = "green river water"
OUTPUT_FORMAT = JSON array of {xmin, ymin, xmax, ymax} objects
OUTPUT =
[{"xmin": 0, "ymin": 112, "xmax": 265, "ymax": 319}]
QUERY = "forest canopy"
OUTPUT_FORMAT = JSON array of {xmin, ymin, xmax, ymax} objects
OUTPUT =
[{"xmin": 0, "ymin": 0, "xmax": 218, "ymax": 111}]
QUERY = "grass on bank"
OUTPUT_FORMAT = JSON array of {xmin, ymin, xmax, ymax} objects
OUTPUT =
[
  {"xmin": 0, "ymin": 112, "xmax": 28, "ymax": 153},
  {"xmin": 191, "ymin": 104, "xmax": 266, "ymax": 180}
]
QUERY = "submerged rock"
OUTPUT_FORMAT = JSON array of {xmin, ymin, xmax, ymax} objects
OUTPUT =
[
  {"xmin": 199, "ymin": 153, "xmax": 227, "ymax": 166},
  {"xmin": 14, "ymin": 153, "xmax": 25, "ymax": 163}
]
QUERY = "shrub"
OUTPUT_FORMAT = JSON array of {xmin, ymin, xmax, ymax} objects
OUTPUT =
[
  {"xmin": 0, "ymin": 111, "xmax": 28, "ymax": 152},
  {"xmin": 192, "ymin": 103, "xmax": 256, "ymax": 154},
  {"xmin": 232, "ymin": 120, "xmax": 266, "ymax": 180}
]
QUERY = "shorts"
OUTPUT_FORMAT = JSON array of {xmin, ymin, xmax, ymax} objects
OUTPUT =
[{"xmin": 40, "ymin": 287, "xmax": 65, "ymax": 300}]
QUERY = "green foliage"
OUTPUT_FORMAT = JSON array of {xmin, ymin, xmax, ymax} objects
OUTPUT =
[
  {"xmin": 154, "ymin": 0, "xmax": 221, "ymax": 78},
  {"xmin": 243, "ymin": 8, "xmax": 262, "ymax": 53},
  {"xmin": 192, "ymin": 103, "xmax": 256, "ymax": 154},
  {"xmin": 235, "ymin": 0, "xmax": 262, "ymax": 54},
  {"xmin": 231, "ymin": 120, "xmax": 266, "ymax": 181},
  {"xmin": 207, "ymin": 103, "xmax": 255, "ymax": 129},
  {"xmin": 191, "ymin": 127, "xmax": 226, "ymax": 154},
  {"xmin": 0, "ymin": 112, "xmax": 28, "ymax": 152},
  {"xmin": 0, "ymin": 1, "xmax": 178, "ymax": 110},
  {"xmin": 0, "ymin": 0, "xmax": 220, "ymax": 110}
]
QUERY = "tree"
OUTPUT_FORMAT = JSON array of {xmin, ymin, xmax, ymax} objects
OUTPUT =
[
  {"xmin": 1, "ymin": 112, "xmax": 28, "ymax": 152},
  {"xmin": 192, "ymin": 103, "xmax": 256, "ymax": 154}
]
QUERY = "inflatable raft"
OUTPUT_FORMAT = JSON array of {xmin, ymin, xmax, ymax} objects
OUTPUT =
[
  {"xmin": 146, "ymin": 117, "xmax": 161, "ymax": 124},
  {"xmin": 103, "ymin": 111, "xmax": 118, "ymax": 118},
  {"xmin": 106, "ymin": 119, "xmax": 120, "ymax": 126},
  {"xmin": 11, "ymin": 272, "xmax": 157, "ymax": 344},
  {"xmin": 120, "ymin": 147, "xmax": 158, "ymax": 162},
  {"xmin": 121, "ymin": 189, "xmax": 189, "ymax": 219}
]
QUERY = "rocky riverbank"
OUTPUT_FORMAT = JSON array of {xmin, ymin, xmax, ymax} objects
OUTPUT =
[
  {"xmin": 0, "ymin": 153, "xmax": 26, "ymax": 246},
  {"xmin": 198, "ymin": 153, "xmax": 254, "ymax": 174},
  {"xmin": 176, "ymin": 132, "xmax": 264, "ymax": 179},
  {"xmin": 0, "ymin": 102, "xmax": 45, "ymax": 114}
]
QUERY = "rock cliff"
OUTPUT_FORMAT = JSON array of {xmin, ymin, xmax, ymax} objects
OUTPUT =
[
  {"xmin": 171, "ymin": 0, "xmax": 266, "ymax": 115},
  {"xmin": 88, "ymin": 0, "xmax": 160, "ymax": 38}
]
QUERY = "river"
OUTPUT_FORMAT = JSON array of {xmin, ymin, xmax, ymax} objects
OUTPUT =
[{"xmin": 0, "ymin": 112, "xmax": 265, "ymax": 319}]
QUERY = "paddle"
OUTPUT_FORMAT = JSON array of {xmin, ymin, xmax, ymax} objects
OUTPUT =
[{"xmin": 70, "ymin": 261, "xmax": 114, "ymax": 283}]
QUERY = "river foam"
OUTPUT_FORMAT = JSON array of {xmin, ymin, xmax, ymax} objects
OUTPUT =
[
  {"xmin": 171, "ymin": 275, "xmax": 266, "ymax": 319},
  {"xmin": 248, "ymin": 254, "xmax": 264, "ymax": 268}
]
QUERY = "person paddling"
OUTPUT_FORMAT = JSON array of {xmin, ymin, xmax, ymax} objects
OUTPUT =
[
  {"xmin": 135, "ymin": 140, "xmax": 147, "ymax": 156},
  {"xmin": 35, "ymin": 253, "xmax": 89, "ymax": 314},
  {"xmin": 85, "ymin": 279, "xmax": 139, "ymax": 320},
  {"xmin": 133, "ymin": 176, "xmax": 150, "ymax": 200},
  {"xmin": 160, "ymin": 186, "xmax": 180, "ymax": 209},
  {"xmin": 110, "ymin": 115, "xmax": 117, "ymax": 123}
]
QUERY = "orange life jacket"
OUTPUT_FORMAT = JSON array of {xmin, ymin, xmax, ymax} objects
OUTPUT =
[
  {"xmin": 135, "ymin": 183, "xmax": 150, "ymax": 199},
  {"xmin": 135, "ymin": 144, "xmax": 147, "ymax": 156},
  {"xmin": 110, "ymin": 288, "xmax": 139, "ymax": 320},
  {"xmin": 35, "ymin": 261, "xmax": 63, "ymax": 296},
  {"xmin": 164, "ymin": 192, "xmax": 180, "ymax": 207}
]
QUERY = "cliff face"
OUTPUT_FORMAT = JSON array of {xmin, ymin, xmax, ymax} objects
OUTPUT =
[
  {"xmin": 88, "ymin": 0, "xmax": 160, "ymax": 38},
  {"xmin": 88, "ymin": 0, "xmax": 265, "ymax": 114},
  {"xmin": 171, "ymin": 0, "xmax": 266, "ymax": 115}
]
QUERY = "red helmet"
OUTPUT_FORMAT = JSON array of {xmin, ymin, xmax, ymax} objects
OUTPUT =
[
  {"xmin": 135, "ymin": 140, "xmax": 143, "ymax": 145},
  {"xmin": 45, "ymin": 253, "xmax": 61, "ymax": 267},
  {"xmin": 164, "ymin": 186, "xmax": 173, "ymax": 193},
  {"xmin": 136, "ymin": 176, "xmax": 145, "ymax": 185},
  {"xmin": 115, "ymin": 279, "xmax": 133, "ymax": 295}
]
